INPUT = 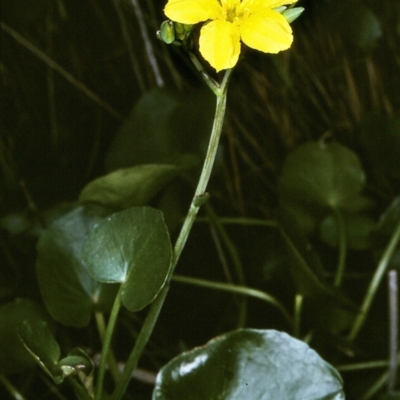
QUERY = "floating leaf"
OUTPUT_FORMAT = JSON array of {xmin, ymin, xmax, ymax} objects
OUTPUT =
[
  {"xmin": 19, "ymin": 319, "xmax": 63, "ymax": 383},
  {"xmin": 36, "ymin": 204, "xmax": 118, "ymax": 327},
  {"xmin": 0, "ymin": 299, "xmax": 49, "ymax": 374},
  {"xmin": 81, "ymin": 206, "xmax": 172, "ymax": 311},
  {"xmin": 153, "ymin": 329, "xmax": 345, "ymax": 400},
  {"xmin": 79, "ymin": 164, "xmax": 179, "ymax": 209}
]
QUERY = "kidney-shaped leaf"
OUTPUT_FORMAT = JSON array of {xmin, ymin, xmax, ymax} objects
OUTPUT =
[
  {"xmin": 279, "ymin": 141, "xmax": 365, "ymax": 211},
  {"xmin": 153, "ymin": 329, "xmax": 344, "ymax": 400},
  {"xmin": 19, "ymin": 319, "xmax": 63, "ymax": 383},
  {"xmin": 81, "ymin": 206, "xmax": 172, "ymax": 311},
  {"xmin": 36, "ymin": 204, "xmax": 117, "ymax": 327},
  {"xmin": 79, "ymin": 164, "xmax": 179, "ymax": 209},
  {"xmin": 0, "ymin": 299, "xmax": 49, "ymax": 374}
]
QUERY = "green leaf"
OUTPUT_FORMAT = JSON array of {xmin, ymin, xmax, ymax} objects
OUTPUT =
[
  {"xmin": 279, "ymin": 141, "xmax": 365, "ymax": 211},
  {"xmin": 320, "ymin": 213, "xmax": 376, "ymax": 250},
  {"xmin": 105, "ymin": 89, "xmax": 181, "ymax": 170},
  {"xmin": 36, "ymin": 204, "xmax": 118, "ymax": 327},
  {"xmin": 60, "ymin": 348, "xmax": 94, "ymax": 395},
  {"xmin": 79, "ymin": 164, "xmax": 179, "ymax": 209},
  {"xmin": 81, "ymin": 206, "xmax": 172, "ymax": 311},
  {"xmin": 18, "ymin": 319, "xmax": 63, "ymax": 383},
  {"xmin": 105, "ymin": 88, "xmax": 215, "ymax": 172},
  {"xmin": 153, "ymin": 329, "xmax": 344, "ymax": 400},
  {"xmin": 0, "ymin": 299, "xmax": 49, "ymax": 374}
]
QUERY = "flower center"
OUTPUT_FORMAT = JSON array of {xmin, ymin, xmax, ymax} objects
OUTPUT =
[
  {"xmin": 225, "ymin": 6, "xmax": 238, "ymax": 22},
  {"xmin": 220, "ymin": 0, "xmax": 250, "ymax": 24}
]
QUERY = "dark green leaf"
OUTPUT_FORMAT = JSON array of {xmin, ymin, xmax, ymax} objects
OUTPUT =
[
  {"xmin": 19, "ymin": 319, "xmax": 63, "ymax": 383},
  {"xmin": 60, "ymin": 348, "xmax": 94, "ymax": 395},
  {"xmin": 105, "ymin": 89, "xmax": 181, "ymax": 170},
  {"xmin": 279, "ymin": 141, "xmax": 365, "ymax": 211},
  {"xmin": 105, "ymin": 88, "xmax": 215, "ymax": 171},
  {"xmin": 79, "ymin": 164, "xmax": 179, "ymax": 209},
  {"xmin": 36, "ymin": 204, "xmax": 117, "ymax": 327},
  {"xmin": 0, "ymin": 299, "xmax": 49, "ymax": 374},
  {"xmin": 320, "ymin": 213, "xmax": 375, "ymax": 250},
  {"xmin": 81, "ymin": 206, "xmax": 172, "ymax": 311},
  {"xmin": 153, "ymin": 329, "xmax": 344, "ymax": 400}
]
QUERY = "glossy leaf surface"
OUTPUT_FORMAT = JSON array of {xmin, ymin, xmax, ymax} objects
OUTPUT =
[
  {"xmin": 153, "ymin": 329, "xmax": 345, "ymax": 400},
  {"xmin": 81, "ymin": 206, "xmax": 172, "ymax": 311},
  {"xmin": 36, "ymin": 205, "xmax": 117, "ymax": 327}
]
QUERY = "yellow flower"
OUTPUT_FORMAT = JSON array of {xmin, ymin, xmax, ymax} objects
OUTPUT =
[{"xmin": 164, "ymin": 0, "xmax": 298, "ymax": 72}]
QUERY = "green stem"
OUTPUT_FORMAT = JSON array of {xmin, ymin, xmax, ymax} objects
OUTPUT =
[
  {"xmin": 172, "ymin": 274, "xmax": 293, "ymax": 327},
  {"xmin": 337, "ymin": 354, "xmax": 400, "ymax": 372},
  {"xmin": 188, "ymin": 52, "xmax": 220, "ymax": 96},
  {"xmin": 110, "ymin": 68, "xmax": 233, "ymax": 400},
  {"xmin": 95, "ymin": 286, "xmax": 123, "ymax": 400},
  {"xmin": 0, "ymin": 374, "xmax": 26, "ymax": 400},
  {"xmin": 94, "ymin": 312, "xmax": 120, "ymax": 384},
  {"xmin": 68, "ymin": 376, "xmax": 93, "ymax": 400},
  {"xmin": 204, "ymin": 204, "xmax": 245, "ymax": 285},
  {"xmin": 110, "ymin": 285, "xmax": 169, "ymax": 400},
  {"xmin": 360, "ymin": 370, "xmax": 389, "ymax": 400},
  {"xmin": 293, "ymin": 294, "xmax": 303, "ymax": 338},
  {"xmin": 195, "ymin": 216, "xmax": 277, "ymax": 227},
  {"xmin": 204, "ymin": 203, "xmax": 247, "ymax": 327},
  {"xmin": 333, "ymin": 208, "xmax": 347, "ymax": 288},
  {"xmin": 347, "ymin": 219, "xmax": 400, "ymax": 342}
]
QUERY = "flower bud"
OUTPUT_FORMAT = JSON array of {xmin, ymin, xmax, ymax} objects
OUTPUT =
[
  {"xmin": 283, "ymin": 7, "xmax": 304, "ymax": 24},
  {"xmin": 158, "ymin": 20, "xmax": 175, "ymax": 44},
  {"xmin": 174, "ymin": 22, "xmax": 194, "ymax": 41}
]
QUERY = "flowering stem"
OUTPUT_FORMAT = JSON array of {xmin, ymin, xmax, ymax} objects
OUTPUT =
[
  {"xmin": 188, "ymin": 51, "xmax": 222, "ymax": 96},
  {"xmin": 110, "ymin": 68, "xmax": 233, "ymax": 400}
]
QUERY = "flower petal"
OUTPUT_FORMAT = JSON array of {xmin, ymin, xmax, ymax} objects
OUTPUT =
[
  {"xmin": 242, "ymin": 0, "xmax": 298, "ymax": 14},
  {"xmin": 259, "ymin": 0, "xmax": 298, "ymax": 8},
  {"xmin": 240, "ymin": 10, "xmax": 293, "ymax": 54},
  {"xmin": 199, "ymin": 20, "xmax": 241, "ymax": 72},
  {"xmin": 164, "ymin": 0, "xmax": 220, "ymax": 24}
]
